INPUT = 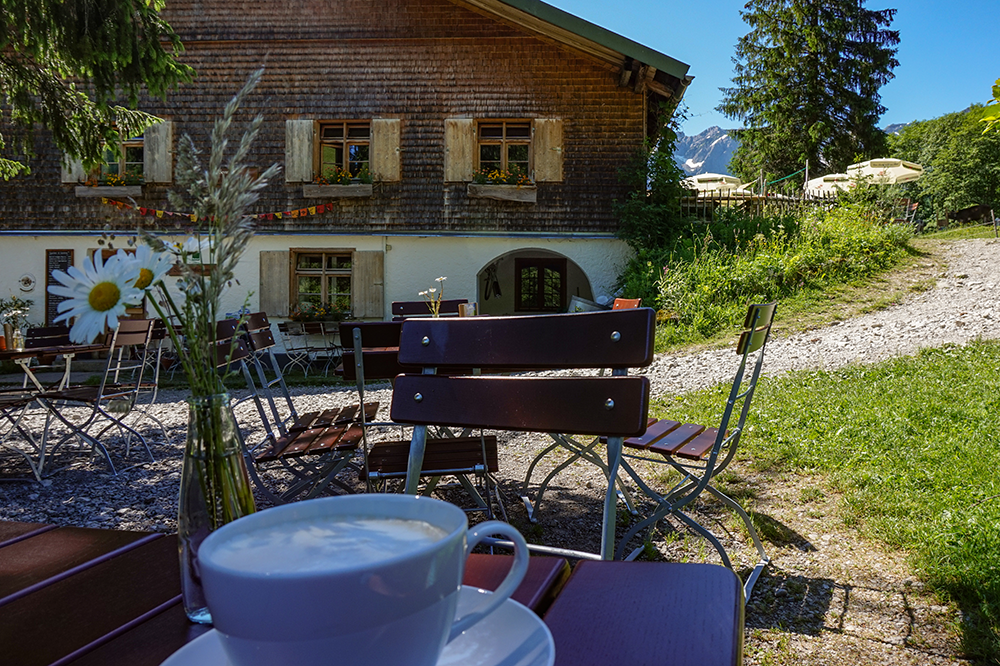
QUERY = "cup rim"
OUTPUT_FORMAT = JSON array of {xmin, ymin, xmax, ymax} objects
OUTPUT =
[{"xmin": 199, "ymin": 494, "xmax": 468, "ymax": 580}]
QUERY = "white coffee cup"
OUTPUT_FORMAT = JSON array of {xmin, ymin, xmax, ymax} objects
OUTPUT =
[{"xmin": 198, "ymin": 494, "xmax": 528, "ymax": 666}]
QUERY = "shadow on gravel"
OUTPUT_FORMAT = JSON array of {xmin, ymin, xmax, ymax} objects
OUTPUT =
[{"xmin": 745, "ymin": 569, "xmax": 836, "ymax": 636}]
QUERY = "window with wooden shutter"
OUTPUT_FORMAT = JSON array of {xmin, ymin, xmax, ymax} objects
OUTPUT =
[
  {"xmin": 533, "ymin": 119, "xmax": 563, "ymax": 182},
  {"xmin": 351, "ymin": 250, "xmax": 384, "ymax": 319},
  {"xmin": 61, "ymin": 157, "xmax": 87, "ymax": 184},
  {"xmin": 144, "ymin": 120, "xmax": 173, "ymax": 183},
  {"xmin": 371, "ymin": 119, "xmax": 401, "ymax": 182},
  {"xmin": 259, "ymin": 250, "xmax": 291, "ymax": 317},
  {"xmin": 285, "ymin": 119, "xmax": 315, "ymax": 183},
  {"xmin": 444, "ymin": 118, "xmax": 475, "ymax": 182}
]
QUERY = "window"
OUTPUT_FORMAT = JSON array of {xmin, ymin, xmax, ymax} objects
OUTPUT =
[
  {"xmin": 293, "ymin": 251, "xmax": 353, "ymax": 312},
  {"xmin": 99, "ymin": 135, "xmax": 144, "ymax": 184},
  {"xmin": 477, "ymin": 121, "xmax": 531, "ymax": 177},
  {"xmin": 319, "ymin": 121, "xmax": 370, "ymax": 180},
  {"xmin": 514, "ymin": 257, "xmax": 566, "ymax": 312}
]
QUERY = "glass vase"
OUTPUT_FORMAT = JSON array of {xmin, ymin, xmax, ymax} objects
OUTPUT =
[{"xmin": 178, "ymin": 392, "xmax": 256, "ymax": 624}]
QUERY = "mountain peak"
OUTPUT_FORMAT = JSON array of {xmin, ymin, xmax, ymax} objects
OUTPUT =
[{"xmin": 674, "ymin": 127, "xmax": 739, "ymax": 176}]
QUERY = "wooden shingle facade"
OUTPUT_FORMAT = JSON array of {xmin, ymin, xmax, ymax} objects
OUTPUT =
[{"xmin": 0, "ymin": 0, "xmax": 690, "ymax": 322}]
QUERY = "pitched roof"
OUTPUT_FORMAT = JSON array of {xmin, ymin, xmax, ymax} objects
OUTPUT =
[{"xmin": 450, "ymin": 0, "xmax": 692, "ymax": 102}]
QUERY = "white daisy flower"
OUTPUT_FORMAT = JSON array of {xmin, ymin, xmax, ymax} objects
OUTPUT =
[
  {"xmin": 47, "ymin": 252, "xmax": 144, "ymax": 343},
  {"xmin": 122, "ymin": 245, "xmax": 173, "ymax": 291},
  {"xmin": 180, "ymin": 236, "xmax": 214, "ymax": 261}
]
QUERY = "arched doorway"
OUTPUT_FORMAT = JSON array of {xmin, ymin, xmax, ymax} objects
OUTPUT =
[{"xmin": 477, "ymin": 249, "xmax": 593, "ymax": 316}]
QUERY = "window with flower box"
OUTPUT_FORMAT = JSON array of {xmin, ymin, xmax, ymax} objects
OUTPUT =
[
  {"xmin": 258, "ymin": 249, "xmax": 384, "ymax": 319},
  {"xmin": 293, "ymin": 251, "xmax": 353, "ymax": 313},
  {"xmin": 444, "ymin": 118, "xmax": 563, "ymax": 195},
  {"xmin": 319, "ymin": 121, "xmax": 371, "ymax": 182},
  {"xmin": 477, "ymin": 120, "xmax": 531, "ymax": 178},
  {"xmin": 285, "ymin": 119, "xmax": 401, "ymax": 195},
  {"xmin": 62, "ymin": 120, "xmax": 173, "ymax": 194}
]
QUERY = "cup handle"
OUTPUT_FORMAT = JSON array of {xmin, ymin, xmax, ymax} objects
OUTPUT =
[{"xmin": 447, "ymin": 520, "xmax": 529, "ymax": 642}]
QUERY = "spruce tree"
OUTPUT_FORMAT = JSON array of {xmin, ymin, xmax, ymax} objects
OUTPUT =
[
  {"xmin": 0, "ymin": 0, "xmax": 193, "ymax": 179},
  {"xmin": 718, "ymin": 0, "xmax": 899, "ymax": 185}
]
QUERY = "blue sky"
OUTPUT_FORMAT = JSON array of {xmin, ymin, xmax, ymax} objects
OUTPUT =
[{"xmin": 544, "ymin": 0, "xmax": 999, "ymax": 136}]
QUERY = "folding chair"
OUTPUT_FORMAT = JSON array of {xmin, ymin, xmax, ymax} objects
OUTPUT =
[
  {"xmin": 339, "ymin": 320, "xmax": 502, "ymax": 518},
  {"xmin": 390, "ymin": 309, "xmax": 654, "ymax": 560},
  {"xmin": 121, "ymin": 319, "xmax": 169, "ymax": 443},
  {"xmin": 616, "ymin": 301, "xmax": 777, "ymax": 600},
  {"xmin": 34, "ymin": 318, "xmax": 157, "ymax": 474},
  {"xmin": 21, "ymin": 325, "xmax": 71, "ymax": 389},
  {"xmin": 276, "ymin": 321, "xmax": 315, "ymax": 376},
  {"xmin": 0, "ymin": 388, "xmax": 51, "ymax": 481},
  {"xmin": 231, "ymin": 316, "xmax": 376, "ymax": 503}
]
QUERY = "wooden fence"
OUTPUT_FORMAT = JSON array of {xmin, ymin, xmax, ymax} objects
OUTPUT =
[{"xmin": 680, "ymin": 190, "xmax": 839, "ymax": 221}]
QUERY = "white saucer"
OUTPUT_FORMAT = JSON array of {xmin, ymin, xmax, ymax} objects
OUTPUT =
[{"xmin": 160, "ymin": 585, "xmax": 555, "ymax": 666}]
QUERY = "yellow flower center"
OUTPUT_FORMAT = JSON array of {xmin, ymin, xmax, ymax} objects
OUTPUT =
[
  {"xmin": 88, "ymin": 281, "xmax": 122, "ymax": 312},
  {"xmin": 134, "ymin": 268, "xmax": 154, "ymax": 290}
]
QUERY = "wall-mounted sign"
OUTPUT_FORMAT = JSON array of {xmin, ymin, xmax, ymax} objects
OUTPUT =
[{"xmin": 45, "ymin": 250, "xmax": 74, "ymax": 326}]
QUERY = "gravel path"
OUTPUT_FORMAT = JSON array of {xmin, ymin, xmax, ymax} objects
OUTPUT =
[{"xmin": 2, "ymin": 237, "xmax": 997, "ymax": 664}]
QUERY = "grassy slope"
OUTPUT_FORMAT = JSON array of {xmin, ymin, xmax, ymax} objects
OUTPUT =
[{"xmin": 650, "ymin": 224, "xmax": 1000, "ymax": 660}]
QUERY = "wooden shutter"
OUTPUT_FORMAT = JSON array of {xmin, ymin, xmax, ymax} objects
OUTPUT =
[
  {"xmin": 352, "ymin": 250, "xmax": 384, "ymax": 319},
  {"xmin": 444, "ymin": 118, "xmax": 475, "ymax": 182},
  {"xmin": 259, "ymin": 251, "xmax": 291, "ymax": 317},
  {"xmin": 144, "ymin": 120, "xmax": 173, "ymax": 183},
  {"xmin": 371, "ymin": 119, "xmax": 401, "ymax": 182},
  {"xmin": 61, "ymin": 157, "xmax": 86, "ymax": 184},
  {"xmin": 285, "ymin": 119, "xmax": 315, "ymax": 183},
  {"xmin": 533, "ymin": 119, "xmax": 563, "ymax": 182}
]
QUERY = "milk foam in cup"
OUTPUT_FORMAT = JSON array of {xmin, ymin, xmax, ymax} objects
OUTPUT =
[{"xmin": 198, "ymin": 494, "xmax": 528, "ymax": 666}]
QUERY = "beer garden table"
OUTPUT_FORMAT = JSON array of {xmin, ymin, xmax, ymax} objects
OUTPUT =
[{"xmin": 0, "ymin": 519, "xmax": 744, "ymax": 666}]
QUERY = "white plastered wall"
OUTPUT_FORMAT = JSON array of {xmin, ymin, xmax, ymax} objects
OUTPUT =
[{"xmin": 0, "ymin": 232, "xmax": 633, "ymax": 325}]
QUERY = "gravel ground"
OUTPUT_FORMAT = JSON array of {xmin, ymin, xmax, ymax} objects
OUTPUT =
[{"xmin": 3, "ymin": 237, "xmax": 998, "ymax": 664}]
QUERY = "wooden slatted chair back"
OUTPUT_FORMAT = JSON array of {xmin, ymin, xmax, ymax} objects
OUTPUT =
[
  {"xmin": 24, "ymin": 325, "xmax": 71, "ymax": 349},
  {"xmin": 391, "ymin": 309, "xmax": 655, "ymax": 437},
  {"xmin": 337, "ymin": 321, "xmax": 406, "ymax": 382},
  {"xmin": 612, "ymin": 298, "xmax": 642, "ymax": 310},
  {"xmin": 397, "ymin": 308, "xmax": 655, "ymax": 372}
]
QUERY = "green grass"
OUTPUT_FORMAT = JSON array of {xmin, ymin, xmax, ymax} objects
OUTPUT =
[{"xmin": 652, "ymin": 341, "xmax": 1000, "ymax": 660}]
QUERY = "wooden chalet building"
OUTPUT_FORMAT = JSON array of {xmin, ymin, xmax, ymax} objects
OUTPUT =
[{"xmin": 0, "ymin": 0, "xmax": 690, "ymax": 324}]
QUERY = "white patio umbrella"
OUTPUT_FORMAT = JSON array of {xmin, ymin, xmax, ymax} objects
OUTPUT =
[
  {"xmin": 681, "ymin": 172, "xmax": 743, "ymax": 192},
  {"xmin": 847, "ymin": 158, "xmax": 923, "ymax": 185},
  {"xmin": 805, "ymin": 173, "xmax": 852, "ymax": 196}
]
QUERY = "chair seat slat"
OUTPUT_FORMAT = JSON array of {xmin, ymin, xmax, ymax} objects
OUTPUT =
[
  {"xmin": 646, "ymin": 423, "xmax": 705, "ymax": 456},
  {"xmin": 623, "ymin": 419, "xmax": 681, "ymax": 450},
  {"xmin": 365, "ymin": 436, "xmax": 499, "ymax": 478}
]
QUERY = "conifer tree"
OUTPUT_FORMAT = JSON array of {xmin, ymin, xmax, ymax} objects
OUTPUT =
[
  {"xmin": 0, "ymin": 0, "xmax": 193, "ymax": 179},
  {"xmin": 718, "ymin": 0, "xmax": 899, "ymax": 185}
]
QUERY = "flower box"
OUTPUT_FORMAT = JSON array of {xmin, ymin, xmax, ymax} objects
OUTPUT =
[
  {"xmin": 467, "ymin": 183, "xmax": 537, "ymax": 203},
  {"xmin": 75, "ymin": 185, "xmax": 143, "ymax": 198},
  {"xmin": 302, "ymin": 184, "xmax": 373, "ymax": 199}
]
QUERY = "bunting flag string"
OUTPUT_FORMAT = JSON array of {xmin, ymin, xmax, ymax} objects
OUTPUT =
[{"xmin": 99, "ymin": 198, "xmax": 339, "ymax": 221}]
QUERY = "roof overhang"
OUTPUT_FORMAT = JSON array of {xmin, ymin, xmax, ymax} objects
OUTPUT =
[{"xmin": 447, "ymin": 0, "xmax": 692, "ymax": 104}]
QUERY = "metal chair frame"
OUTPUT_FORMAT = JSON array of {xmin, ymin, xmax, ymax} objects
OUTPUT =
[
  {"xmin": 615, "ymin": 302, "xmax": 777, "ymax": 600},
  {"xmin": 34, "ymin": 319, "xmax": 158, "ymax": 474}
]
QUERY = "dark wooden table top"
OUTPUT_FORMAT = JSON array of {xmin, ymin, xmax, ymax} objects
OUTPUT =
[
  {"xmin": 0, "ymin": 520, "xmax": 743, "ymax": 666},
  {"xmin": 0, "ymin": 343, "xmax": 107, "ymax": 362}
]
